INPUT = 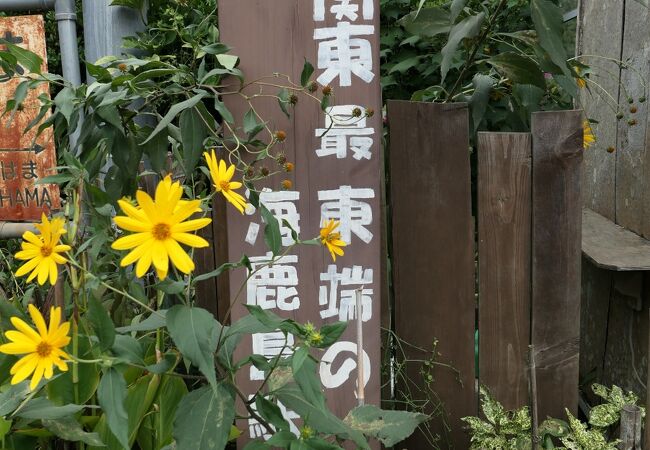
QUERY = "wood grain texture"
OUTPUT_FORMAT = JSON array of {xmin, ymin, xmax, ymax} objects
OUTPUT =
[
  {"xmin": 582, "ymin": 208, "xmax": 650, "ymax": 271},
  {"xmin": 576, "ymin": 0, "xmax": 624, "ymax": 219},
  {"xmin": 616, "ymin": 1, "xmax": 650, "ymax": 237},
  {"xmin": 218, "ymin": 1, "xmax": 384, "ymax": 445},
  {"xmin": 477, "ymin": 132, "xmax": 531, "ymax": 411},
  {"xmin": 388, "ymin": 100, "xmax": 475, "ymax": 449},
  {"xmin": 531, "ymin": 110, "xmax": 583, "ymax": 421}
]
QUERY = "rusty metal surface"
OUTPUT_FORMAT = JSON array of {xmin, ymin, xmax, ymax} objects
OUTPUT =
[{"xmin": 0, "ymin": 15, "xmax": 60, "ymax": 222}]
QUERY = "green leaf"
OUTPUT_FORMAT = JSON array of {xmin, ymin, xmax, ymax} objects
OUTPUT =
[
  {"xmin": 530, "ymin": 0, "xmax": 571, "ymax": 77},
  {"xmin": 486, "ymin": 52, "xmax": 546, "ymax": 89},
  {"xmin": 214, "ymin": 98, "xmax": 234, "ymax": 124},
  {"xmin": 0, "ymin": 381, "xmax": 30, "ymax": 415},
  {"xmin": 319, "ymin": 322, "xmax": 348, "ymax": 347},
  {"xmin": 173, "ymin": 384, "xmax": 235, "ymax": 450},
  {"xmin": 111, "ymin": 335, "xmax": 144, "ymax": 365},
  {"xmin": 261, "ymin": 205, "xmax": 282, "ymax": 255},
  {"xmin": 86, "ymin": 62, "xmax": 113, "ymax": 82},
  {"xmin": 344, "ymin": 405, "xmax": 427, "ymax": 447},
  {"xmin": 143, "ymin": 93, "xmax": 207, "ymax": 144},
  {"xmin": 216, "ymin": 54, "xmax": 239, "ymax": 70},
  {"xmin": 388, "ymin": 56, "xmax": 421, "ymax": 74},
  {"xmin": 301, "ymin": 59, "xmax": 315, "ymax": 87},
  {"xmin": 97, "ymin": 368, "xmax": 129, "ymax": 450},
  {"xmin": 166, "ymin": 305, "xmax": 219, "ymax": 389},
  {"xmin": 179, "ymin": 107, "xmax": 209, "ymax": 175},
  {"xmin": 243, "ymin": 108, "xmax": 264, "ymax": 138},
  {"xmin": 87, "ymin": 296, "xmax": 116, "ymax": 351},
  {"xmin": 43, "ymin": 417, "xmax": 105, "ymax": 447},
  {"xmin": 398, "ymin": 7, "xmax": 451, "ymax": 38},
  {"xmin": 1, "ymin": 41, "xmax": 42, "ymax": 74},
  {"xmin": 276, "ymin": 384, "xmax": 369, "ymax": 449},
  {"xmin": 17, "ymin": 398, "xmax": 85, "ymax": 420},
  {"xmin": 450, "ymin": 0, "xmax": 466, "ymax": 22},
  {"xmin": 116, "ymin": 311, "xmax": 167, "ymax": 334},
  {"xmin": 278, "ymin": 88, "xmax": 291, "ymax": 118},
  {"xmin": 267, "ymin": 429, "xmax": 296, "ymax": 446},
  {"xmin": 255, "ymin": 396, "xmax": 290, "ymax": 432},
  {"xmin": 468, "ymin": 74, "xmax": 495, "ymax": 133},
  {"xmin": 110, "ymin": 0, "xmax": 144, "ymax": 9},
  {"xmin": 441, "ymin": 12, "xmax": 485, "ymax": 83}
]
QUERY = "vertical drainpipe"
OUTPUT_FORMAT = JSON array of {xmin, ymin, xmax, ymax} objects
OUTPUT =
[{"xmin": 54, "ymin": 0, "xmax": 81, "ymax": 87}]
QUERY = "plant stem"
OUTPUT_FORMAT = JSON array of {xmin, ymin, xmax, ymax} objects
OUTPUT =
[{"xmin": 445, "ymin": 0, "xmax": 508, "ymax": 103}]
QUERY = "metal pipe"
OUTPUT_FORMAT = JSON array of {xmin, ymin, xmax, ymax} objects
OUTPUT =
[
  {"xmin": 54, "ymin": 0, "xmax": 81, "ymax": 86},
  {"xmin": 0, "ymin": 0, "xmax": 55, "ymax": 11},
  {"xmin": 0, "ymin": 222, "xmax": 36, "ymax": 239}
]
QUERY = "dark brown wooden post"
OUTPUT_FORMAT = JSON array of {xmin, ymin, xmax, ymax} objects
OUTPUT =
[
  {"xmin": 531, "ymin": 110, "xmax": 583, "ymax": 420},
  {"xmin": 477, "ymin": 132, "xmax": 532, "ymax": 410},
  {"xmin": 388, "ymin": 100, "xmax": 475, "ymax": 449},
  {"xmin": 619, "ymin": 404, "xmax": 643, "ymax": 450}
]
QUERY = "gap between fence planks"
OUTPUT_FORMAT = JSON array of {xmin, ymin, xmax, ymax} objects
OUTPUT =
[
  {"xmin": 388, "ymin": 100, "xmax": 476, "ymax": 450},
  {"xmin": 531, "ymin": 110, "xmax": 583, "ymax": 421},
  {"xmin": 477, "ymin": 132, "xmax": 532, "ymax": 411}
]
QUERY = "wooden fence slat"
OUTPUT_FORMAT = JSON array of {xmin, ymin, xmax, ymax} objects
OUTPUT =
[
  {"xmin": 531, "ymin": 110, "xmax": 583, "ymax": 420},
  {"xmin": 388, "ymin": 100, "xmax": 475, "ymax": 449},
  {"xmin": 477, "ymin": 132, "xmax": 531, "ymax": 410}
]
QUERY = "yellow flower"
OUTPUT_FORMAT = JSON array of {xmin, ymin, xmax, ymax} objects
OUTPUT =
[
  {"xmin": 575, "ymin": 67, "xmax": 587, "ymax": 89},
  {"xmin": 320, "ymin": 219, "xmax": 347, "ymax": 262},
  {"xmin": 0, "ymin": 305, "xmax": 70, "ymax": 391},
  {"xmin": 584, "ymin": 120, "xmax": 596, "ymax": 149},
  {"xmin": 111, "ymin": 175, "xmax": 211, "ymax": 280},
  {"xmin": 204, "ymin": 150, "xmax": 248, "ymax": 214},
  {"xmin": 15, "ymin": 214, "xmax": 70, "ymax": 285}
]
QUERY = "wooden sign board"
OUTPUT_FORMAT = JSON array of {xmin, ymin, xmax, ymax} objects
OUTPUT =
[
  {"xmin": 0, "ymin": 16, "xmax": 60, "ymax": 221},
  {"xmin": 218, "ymin": 0, "xmax": 382, "ymax": 444}
]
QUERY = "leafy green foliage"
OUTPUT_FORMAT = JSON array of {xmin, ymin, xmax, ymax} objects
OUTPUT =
[
  {"xmin": 464, "ymin": 384, "xmax": 638, "ymax": 449},
  {"xmin": 381, "ymin": 0, "xmax": 578, "ymax": 133}
]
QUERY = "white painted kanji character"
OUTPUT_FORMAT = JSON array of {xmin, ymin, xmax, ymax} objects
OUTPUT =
[
  {"xmin": 316, "ymin": 105, "xmax": 374, "ymax": 160},
  {"xmin": 247, "ymin": 252, "xmax": 300, "ymax": 311},
  {"xmin": 314, "ymin": 22, "xmax": 375, "ymax": 87},
  {"xmin": 314, "ymin": 0, "xmax": 374, "ymax": 21},
  {"xmin": 248, "ymin": 396, "xmax": 300, "ymax": 440},
  {"xmin": 245, "ymin": 189, "xmax": 301, "ymax": 246},
  {"xmin": 250, "ymin": 331, "xmax": 295, "ymax": 380},
  {"xmin": 319, "ymin": 341, "xmax": 371, "ymax": 393},
  {"xmin": 319, "ymin": 186, "xmax": 375, "ymax": 243},
  {"xmin": 319, "ymin": 265, "xmax": 373, "ymax": 322}
]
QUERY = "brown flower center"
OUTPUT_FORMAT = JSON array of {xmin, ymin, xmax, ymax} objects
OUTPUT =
[
  {"xmin": 219, "ymin": 180, "xmax": 230, "ymax": 191},
  {"xmin": 152, "ymin": 223, "xmax": 171, "ymax": 241},
  {"xmin": 40, "ymin": 245, "xmax": 53, "ymax": 257},
  {"xmin": 36, "ymin": 341, "xmax": 52, "ymax": 358}
]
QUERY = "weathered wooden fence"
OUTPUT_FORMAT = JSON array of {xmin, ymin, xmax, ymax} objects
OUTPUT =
[{"xmin": 387, "ymin": 101, "xmax": 583, "ymax": 449}]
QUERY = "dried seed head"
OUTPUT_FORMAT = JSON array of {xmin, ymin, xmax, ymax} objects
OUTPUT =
[
  {"xmin": 284, "ymin": 162, "xmax": 294, "ymax": 173},
  {"xmin": 281, "ymin": 179, "xmax": 293, "ymax": 190},
  {"xmin": 275, "ymin": 130, "xmax": 287, "ymax": 142},
  {"xmin": 365, "ymin": 108, "xmax": 375, "ymax": 118},
  {"xmin": 118, "ymin": 63, "xmax": 128, "ymax": 72},
  {"xmin": 289, "ymin": 94, "xmax": 299, "ymax": 105},
  {"xmin": 276, "ymin": 154, "xmax": 287, "ymax": 165},
  {"xmin": 352, "ymin": 107, "xmax": 362, "ymax": 118},
  {"xmin": 259, "ymin": 166, "xmax": 270, "ymax": 177},
  {"xmin": 322, "ymin": 85, "xmax": 333, "ymax": 96},
  {"xmin": 607, "ymin": 146, "xmax": 616, "ymax": 153}
]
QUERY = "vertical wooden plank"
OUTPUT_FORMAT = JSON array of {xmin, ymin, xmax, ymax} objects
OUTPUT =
[
  {"xmin": 576, "ymin": 0, "xmax": 624, "ymax": 219},
  {"xmin": 219, "ymin": 1, "xmax": 384, "ymax": 446},
  {"xmin": 388, "ymin": 100, "xmax": 475, "ymax": 450},
  {"xmin": 477, "ymin": 132, "xmax": 531, "ymax": 410},
  {"xmin": 616, "ymin": 1, "xmax": 650, "ymax": 237},
  {"xmin": 531, "ymin": 110, "xmax": 583, "ymax": 420}
]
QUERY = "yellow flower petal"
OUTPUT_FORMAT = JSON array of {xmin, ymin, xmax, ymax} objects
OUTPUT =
[
  {"xmin": 28, "ymin": 305, "xmax": 47, "ymax": 338},
  {"xmin": 9, "ymin": 318, "xmax": 41, "ymax": 343},
  {"xmin": 171, "ymin": 233, "xmax": 209, "ymax": 248},
  {"xmin": 164, "ymin": 239, "xmax": 195, "ymax": 274},
  {"xmin": 112, "ymin": 232, "xmax": 152, "ymax": 250},
  {"xmin": 172, "ymin": 218, "xmax": 212, "ymax": 233}
]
